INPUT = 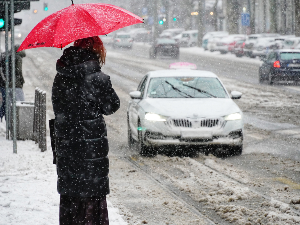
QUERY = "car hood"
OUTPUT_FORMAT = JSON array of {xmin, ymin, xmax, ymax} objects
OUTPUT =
[{"xmin": 139, "ymin": 98, "xmax": 242, "ymax": 118}]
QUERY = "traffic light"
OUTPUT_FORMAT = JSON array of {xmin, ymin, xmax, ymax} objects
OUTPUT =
[
  {"xmin": 0, "ymin": 18, "xmax": 5, "ymax": 29},
  {"xmin": 159, "ymin": 20, "xmax": 164, "ymax": 25},
  {"xmin": 44, "ymin": 3, "xmax": 48, "ymax": 11},
  {"xmin": 173, "ymin": 17, "xmax": 177, "ymax": 21},
  {"xmin": 0, "ymin": 18, "xmax": 22, "ymax": 31}
]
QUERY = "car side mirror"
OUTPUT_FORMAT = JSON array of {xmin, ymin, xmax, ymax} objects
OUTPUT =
[
  {"xmin": 129, "ymin": 91, "xmax": 142, "ymax": 99},
  {"xmin": 231, "ymin": 91, "xmax": 242, "ymax": 99}
]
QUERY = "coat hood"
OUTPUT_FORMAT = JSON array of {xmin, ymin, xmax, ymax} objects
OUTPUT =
[{"xmin": 56, "ymin": 46, "xmax": 101, "ymax": 78}]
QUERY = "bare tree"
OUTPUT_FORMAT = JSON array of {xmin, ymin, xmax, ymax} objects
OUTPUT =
[
  {"xmin": 226, "ymin": 0, "xmax": 240, "ymax": 34},
  {"xmin": 295, "ymin": 0, "xmax": 300, "ymax": 36},
  {"xmin": 197, "ymin": 0, "xmax": 204, "ymax": 47},
  {"xmin": 250, "ymin": 0, "xmax": 255, "ymax": 34},
  {"xmin": 213, "ymin": 0, "xmax": 219, "ymax": 31},
  {"xmin": 269, "ymin": 0, "xmax": 278, "ymax": 33}
]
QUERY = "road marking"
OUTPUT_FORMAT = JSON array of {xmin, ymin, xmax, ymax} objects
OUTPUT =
[
  {"xmin": 274, "ymin": 129, "xmax": 300, "ymax": 136},
  {"xmin": 246, "ymin": 133, "xmax": 265, "ymax": 140},
  {"xmin": 274, "ymin": 177, "xmax": 300, "ymax": 190},
  {"xmin": 284, "ymin": 86, "xmax": 300, "ymax": 92}
]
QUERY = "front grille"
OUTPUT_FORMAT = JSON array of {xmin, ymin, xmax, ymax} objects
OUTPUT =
[
  {"xmin": 173, "ymin": 119, "xmax": 192, "ymax": 127},
  {"xmin": 172, "ymin": 118, "xmax": 220, "ymax": 128},
  {"xmin": 201, "ymin": 119, "xmax": 220, "ymax": 127}
]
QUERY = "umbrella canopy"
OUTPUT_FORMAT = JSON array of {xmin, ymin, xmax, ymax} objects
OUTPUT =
[{"xmin": 18, "ymin": 3, "xmax": 143, "ymax": 52}]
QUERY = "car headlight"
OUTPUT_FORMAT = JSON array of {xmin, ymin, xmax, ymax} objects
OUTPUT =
[
  {"xmin": 145, "ymin": 113, "xmax": 167, "ymax": 121},
  {"xmin": 224, "ymin": 113, "xmax": 242, "ymax": 121}
]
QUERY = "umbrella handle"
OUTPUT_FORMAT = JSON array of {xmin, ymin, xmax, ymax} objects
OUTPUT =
[{"xmin": 71, "ymin": 0, "xmax": 74, "ymax": 5}]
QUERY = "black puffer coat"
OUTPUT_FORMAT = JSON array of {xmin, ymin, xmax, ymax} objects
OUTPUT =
[{"xmin": 52, "ymin": 46, "xmax": 120, "ymax": 198}]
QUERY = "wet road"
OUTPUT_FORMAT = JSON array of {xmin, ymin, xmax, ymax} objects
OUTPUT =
[{"xmin": 20, "ymin": 43, "xmax": 300, "ymax": 224}]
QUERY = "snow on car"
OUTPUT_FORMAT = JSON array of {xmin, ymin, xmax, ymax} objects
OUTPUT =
[{"xmin": 127, "ymin": 65, "xmax": 244, "ymax": 156}]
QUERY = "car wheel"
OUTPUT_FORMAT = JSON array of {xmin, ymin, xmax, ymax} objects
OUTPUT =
[
  {"xmin": 173, "ymin": 52, "xmax": 179, "ymax": 59},
  {"xmin": 268, "ymin": 72, "xmax": 274, "ymax": 85},
  {"xmin": 127, "ymin": 117, "xmax": 134, "ymax": 148},
  {"xmin": 250, "ymin": 54, "xmax": 256, "ymax": 58},
  {"xmin": 138, "ymin": 122, "xmax": 151, "ymax": 156},
  {"xmin": 231, "ymin": 145, "xmax": 243, "ymax": 156},
  {"xmin": 259, "ymin": 69, "xmax": 264, "ymax": 83},
  {"xmin": 138, "ymin": 122, "xmax": 156, "ymax": 156}
]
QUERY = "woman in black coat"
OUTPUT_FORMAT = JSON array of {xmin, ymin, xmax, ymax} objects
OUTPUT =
[{"xmin": 52, "ymin": 36, "xmax": 120, "ymax": 225}]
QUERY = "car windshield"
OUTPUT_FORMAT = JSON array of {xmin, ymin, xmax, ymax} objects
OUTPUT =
[
  {"xmin": 280, "ymin": 52, "xmax": 300, "ymax": 60},
  {"xmin": 182, "ymin": 33, "xmax": 190, "ymax": 38},
  {"xmin": 249, "ymin": 36, "xmax": 258, "ymax": 40},
  {"xmin": 147, "ymin": 77, "xmax": 228, "ymax": 98},
  {"xmin": 156, "ymin": 39, "xmax": 176, "ymax": 44}
]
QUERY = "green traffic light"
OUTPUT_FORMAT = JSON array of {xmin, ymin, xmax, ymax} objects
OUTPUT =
[
  {"xmin": 0, "ymin": 19, "xmax": 5, "ymax": 29},
  {"xmin": 173, "ymin": 18, "xmax": 177, "ymax": 21},
  {"xmin": 159, "ymin": 20, "xmax": 164, "ymax": 25},
  {"xmin": 44, "ymin": 7, "xmax": 48, "ymax": 11}
]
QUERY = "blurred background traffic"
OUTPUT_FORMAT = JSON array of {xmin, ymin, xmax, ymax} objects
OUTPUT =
[{"xmin": 1, "ymin": 0, "xmax": 300, "ymax": 61}]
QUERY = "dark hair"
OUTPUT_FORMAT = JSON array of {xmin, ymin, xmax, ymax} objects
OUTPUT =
[{"xmin": 74, "ymin": 36, "xmax": 106, "ymax": 65}]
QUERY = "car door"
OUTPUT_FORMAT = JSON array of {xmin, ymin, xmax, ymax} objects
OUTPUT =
[{"xmin": 129, "ymin": 75, "xmax": 148, "ymax": 139}]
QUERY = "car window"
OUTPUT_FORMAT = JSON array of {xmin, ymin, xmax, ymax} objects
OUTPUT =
[
  {"xmin": 182, "ymin": 34, "xmax": 190, "ymax": 38},
  {"xmin": 284, "ymin": 40, "xmax": 295, "ymax": 46},
  {"xmin": 267, "ymin": 52, "xmax": 276, "ymax": 63},
  {"xmin": 280, "ymin": 52, "xmax": 300, "ymax": 61},
  {"xmin": 147, "ymin": 77, "xmax": 228, "ymax": 98},
  {"xmin": 137, "ymin": 75, "xmax": 148, "ymax": 97},
  {"xmin": 156, "ymin": 38, "xmax": 176, "ymax": 44}
]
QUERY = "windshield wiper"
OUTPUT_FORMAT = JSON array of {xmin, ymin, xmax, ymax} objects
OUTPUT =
[
  {"xmin": 165, "ymin": 81, "xmax": 194, "ymax": 98},
  {"xmin": 182, "ymin": 84, "xmax": 217, "ymax": 98}
]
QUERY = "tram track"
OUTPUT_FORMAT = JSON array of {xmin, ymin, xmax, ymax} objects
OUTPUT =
[{"xmin": 124, "ymin": 152, "xmax": 300, "ymax": 224}]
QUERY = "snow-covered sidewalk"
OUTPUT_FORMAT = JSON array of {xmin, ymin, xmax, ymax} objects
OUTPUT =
[{"xmin": 0, "ymin": 122, "xmax": 127, "ymax": 225}]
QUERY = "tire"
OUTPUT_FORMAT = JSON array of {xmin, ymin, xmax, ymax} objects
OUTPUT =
[
  {"xmin": 231, "ymin": 145, "xmax": 243, "ymax": 156},
  {"xmin": 268, "ymin": 72, "xmax": 274, "ymax": 85},
  {"xmin": 172, "ymin": 52, "xmax": 179, "ymax": 59},
  {"xmin": 138, "ymin": 122, "xmax": 155, "ymax": 156},
  {"xmin": 127, "ymin": 117, "xmax": 134, "ymax": 148},
  {"xmin": 259, "ymin": 69, "xmax": 264, "ymax": 83}
]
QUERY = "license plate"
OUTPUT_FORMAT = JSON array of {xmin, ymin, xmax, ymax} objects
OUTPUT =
[
  {"xmin": 288, "ymin": 64, "xmax": 300, "ymax": 67},
  {"xmin": 181, "ymin": 131, "xmax": 212, "ymax": 139}
]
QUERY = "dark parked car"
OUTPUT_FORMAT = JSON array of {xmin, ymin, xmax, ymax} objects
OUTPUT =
[
  {"xmin": 149, "ymin": 38, "xmax": 179, "ymax": 59},
  {"xmin": 259, "ymin": 50, "xmax": 300, "ymax": 84}
]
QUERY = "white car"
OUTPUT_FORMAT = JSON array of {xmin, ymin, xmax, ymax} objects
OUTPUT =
[
  {"xmin": 160, "ymin": 28, "xmax": 184, "ymax": 38},
  {"xmin": 127, "ymin": 68, "xmax": 244, "ymax": 156},
  {"xmin": 100, "ymin": 33, "xmax": 114, "ymax": 46},
  {"xmin": 113, "ymin": 33, "xmax": 133, "ymax": 49},
  {"xmin": 179, "ymin": 30, "xmax": 198, "ymax": 47}
]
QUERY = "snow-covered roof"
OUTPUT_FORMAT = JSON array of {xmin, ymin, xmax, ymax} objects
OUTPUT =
[{"xmin": 148, "ymin": 69, "xmax": 218, "ymax": 78}]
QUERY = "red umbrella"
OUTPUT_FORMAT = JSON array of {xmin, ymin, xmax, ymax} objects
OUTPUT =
[{"xmin": 18, "ymin": 3, "xmax": 143, "ymax": 52}]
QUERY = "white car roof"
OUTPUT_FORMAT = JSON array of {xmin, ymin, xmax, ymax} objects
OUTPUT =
[
  {"xmin": 147, "ymin": 70, "xmax": 218, "ymax": 78},
  {"xmin": 182, "ymin": 30, "xmax": 198, "ymax": 34}
]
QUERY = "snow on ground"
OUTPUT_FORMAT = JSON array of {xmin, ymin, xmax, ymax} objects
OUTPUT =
[{"xmin": 0, "ymin": 122, "xmax": 127, "ymax": 225}]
